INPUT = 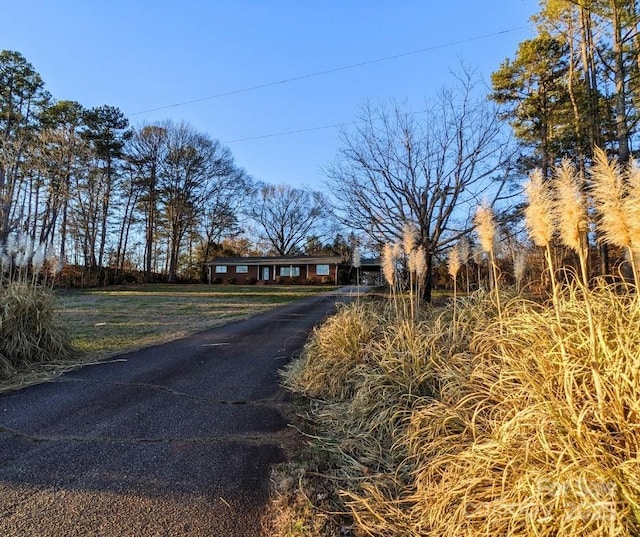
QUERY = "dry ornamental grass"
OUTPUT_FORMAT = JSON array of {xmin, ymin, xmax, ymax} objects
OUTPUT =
[
  {"xmin": 283, "ymin": 285, "xmax": 640, "ymax": 536},
  {"xmin": 279, "ymin": 153, "xmax": 640, "ymax": 536}
]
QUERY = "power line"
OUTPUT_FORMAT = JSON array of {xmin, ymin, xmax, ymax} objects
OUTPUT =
[
  {"xmin": 222, "ymin": 121, "xmax": 352, "ymax": 143},
  {"xmin": 222, "ymin": 110, "xmax": 432, "ymax": 144},
  {"xmin": 131, "ymin": 26, "xmax": 528, "ymax": 116}
]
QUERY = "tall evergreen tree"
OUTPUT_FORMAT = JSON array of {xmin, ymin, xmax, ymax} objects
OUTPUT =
[
  {"xmin": 81, "ymin": 105, "xmax": 131, "ymax": 267},
  {"xmin": 0, "ymin": 50, "xmax": 50, "ymax": 240},
  {"xmin": 34, "ymin": 100, "xmax": 86, "ymax": 258},
  {"xmin": 491, "ymin": 34, "xmax": 573, "ymax": 177},
  {"xmin": 127, "ymin": 123, "xmax": 168, "ymax": 282}
]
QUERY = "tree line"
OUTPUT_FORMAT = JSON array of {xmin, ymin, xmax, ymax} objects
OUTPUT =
[
  {"xmin": 3, "ymin": 0, "xmax": 639, "ymax": 293},
  {"xmin": 0, "ymin": 50, "xmax": 330, "ymax": 285}
]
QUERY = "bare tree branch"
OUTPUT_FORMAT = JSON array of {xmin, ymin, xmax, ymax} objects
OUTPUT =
[{"xmin": 324, "ymin": 72, "xmax": 518, "ymax": 299}]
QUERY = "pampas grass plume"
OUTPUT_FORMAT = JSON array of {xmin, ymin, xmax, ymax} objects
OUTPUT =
[
  {"xmin": 5, "ymin": 234, "xmax": 16, "ymax": 256},
  {"xmin": 448, "ymin": 243, "xmax": 462, "ymax": 279},
  {"xmin": 31, "ymin": 244, "xmax": 46, "ymax": 273},
  {"xmin": 474, "ymin": 203, "xmax": 496, "ymax": 254},
  {"xmin": 392, "ymin": 241, "xmax": 403, "ymax": 260},
  {"xmin": 626, "ymin": 163, "xmax": 640, "ymax": 257},
  {"xmin": 413, "ymin": 245, "xmax": 427, "ymax": 283},
  {"xmin": 23, "ymin": 237, "xmax": 34, "ymax": 263},
  {"xmin": 382, "ymin": 243, "xmax": 396, "ymax": 287},
  {"xmin": 17, "ymin": 231, "xmax": 28, "ymax": 252},
  {"xmin": 555, "ymin": 159, "xmax": 588, "ymax": 253},
  {"xmin": 472, "ymin": 244, "xmax": 483, "ymax": 265},
  {"xmin": 524, "ymin": 169, "xmax": 555, "ymax": 247},
  {"xmin": 52, "ymin": 257, "xmax": 65, "ymax": 277},
  {"xmin": 514, "ymin": 250, "xmax": 526, "ymax": 289},
  {"xmin": 402, "ymin": 223, "xmax": 418, "ymax": 256},
  {"xmin": 14, "ymin": 252, "xmax": 27, "ymax": 269},
  {"xmin": 408, "ymin": 247, "xmax": 427, "ymax": 277},
  {"xmin": 1, "ymin": 253, "xmax": 9, "ymax": 273},
  {"xmin": 591, "ymin": 147, "xmax": 632, "ymax": 250},
  {"xmin": 352, "ymin": 247, "xmax": 361, "ymax": 269},
  {"xmin": 45, "ymin": 243, "xmax": 57, "ymax": 265},
  {"xmin": 458, "ymin": 236, "xmax": 471, "ymax": 265}
]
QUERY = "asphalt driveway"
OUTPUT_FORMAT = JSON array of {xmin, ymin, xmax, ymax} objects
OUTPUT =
[{"xmin": 0, "ymin": 286, "xmax": 366, "ymax": 536}]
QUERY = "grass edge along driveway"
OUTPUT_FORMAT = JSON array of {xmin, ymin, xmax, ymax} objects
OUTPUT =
[
  {"xmin": 60, "ymin": 284, "xmax": 338, "ymax": 359},
  {"xmin": 0, "ymin": 284, "xmax": 337, "ymax": 394}
]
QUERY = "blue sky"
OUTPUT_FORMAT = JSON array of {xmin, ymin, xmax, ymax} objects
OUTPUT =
[{"xmin": 4, "ymin": 1, "xmax": 538, "ymax": 190}]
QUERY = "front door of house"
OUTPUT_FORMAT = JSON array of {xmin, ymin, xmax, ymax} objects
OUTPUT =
[{"xmin": 262, "ymin": 267, "xmax": 269, "ymax": 281}]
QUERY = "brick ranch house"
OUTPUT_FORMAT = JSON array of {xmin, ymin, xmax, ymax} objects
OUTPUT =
[{"xmin": 205, "ymin": 255, "xmax": 346, "ymax": 285}]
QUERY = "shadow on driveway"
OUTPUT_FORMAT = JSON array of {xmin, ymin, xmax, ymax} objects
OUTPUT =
[{"xmin": 0, "ymin": 286, "xmax": 369, "ymax": 536}]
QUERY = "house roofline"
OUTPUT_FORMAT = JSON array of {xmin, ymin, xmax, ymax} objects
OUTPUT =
[{"xmin": 205, "ymin": 255, "xmax": 345, "ymax": 266}]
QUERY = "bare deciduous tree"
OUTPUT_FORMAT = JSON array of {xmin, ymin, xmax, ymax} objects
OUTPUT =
[
  {"xmin": 159, "ymin": 121, "xmax": 239, "ymax": 282},
  {"xmin": 199, "ymin": 166, "xmax": 252, "ymax": 269},
  {"xmin": 248, "ymin": 184, "xmax": 325, "ymax": 256},
  {"xmin": 325, "ymin": 73, "xmax": 516, "ymax": 300}
]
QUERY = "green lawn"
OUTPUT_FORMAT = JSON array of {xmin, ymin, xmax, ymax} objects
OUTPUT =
[{"xmin": 58, "ymin": 284, "xmax": 337, "ymax": 359}]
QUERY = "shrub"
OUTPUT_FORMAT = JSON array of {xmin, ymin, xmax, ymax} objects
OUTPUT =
[
  {"xmin": 246, "ymin": 277, "xmax": 258, "ymax": 285},
  {"xmin": 0, "ymin": 232, "xmax": 77, "ymax": 380},
  {"xmin": 225, "ymin": 277, "xmax": 237, "ymax": 285}
]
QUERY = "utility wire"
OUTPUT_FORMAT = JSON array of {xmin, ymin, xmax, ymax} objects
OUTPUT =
[
  {"xmin": 222, "ymin": 109, "xmax": 432, "ymax": 144},
  {"xmin": 131, "ymin": 26, "xmax": 528, "ymax": 117},
  {"xmin": 223, "ymin": 121, "xmax": 351, "ymax": 143}
]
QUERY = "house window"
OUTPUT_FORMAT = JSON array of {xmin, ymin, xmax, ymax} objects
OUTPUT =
[
  {"xmin": 236, "ymin": 265, "xmax": 248, "ymax": 273},
  {"xmin": 215, "ymin": 265, "xmax": 227, "ymax": 273},
  {"xmin": 280, "ymin": 267, "xmax": 300, "ymax": 277},
  {"xmin": 316, "ymin": 264, "xmax": 330, "ymax": 276}
]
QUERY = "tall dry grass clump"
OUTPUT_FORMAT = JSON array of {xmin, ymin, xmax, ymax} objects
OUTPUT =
[
  {"xmin": 281, "ymin": 300, "xmax": 382, "ymax": 401},
  {"xmin": 278, "ymin": 151, "xmax": 640, "ymax": 536},
  {"xmin": 0, "ymin": 232, "xmax": 75, "ymax": 380},
  {"xmin": 283, "ymin": 284, "xmax": 640, "ymax": 536},
  {"xmin": 0, "ymin": 282, "xmax": 76, "ymax": 378},
  {"xmin": 398, "ymin": 284, "xmax": 640, "ymax": 536}
]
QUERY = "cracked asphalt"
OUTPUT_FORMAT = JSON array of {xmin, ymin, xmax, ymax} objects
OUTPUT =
[{"xmin": 0, "ymin": 286, "xmax": 364, "ymax": 536}]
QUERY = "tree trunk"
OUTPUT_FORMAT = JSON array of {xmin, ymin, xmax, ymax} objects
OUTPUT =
[
  {"xmin": 97, "ymin": 158, "xmax": 112, "ymax": 268},
  {"xmin": 60, "ymin": 192, "xmax": 69, "ymax": 261},
  {"xmin": 422, "ymin": 251, "xmax": 433, "ymax": 303},
  {"xmin": 579, "ymin": 4, "xmax": 609, "ymax": 275},
  {"xmin": 579, "ymin": 4, "xmax": 601, "ymax": 150},
  {"xmin": 611, "ymin": 0, "xmax": 631, "ymax": 164},
  {"xmin": 144, "ymin": 187, "xmax": 156, "ymax": 283}
]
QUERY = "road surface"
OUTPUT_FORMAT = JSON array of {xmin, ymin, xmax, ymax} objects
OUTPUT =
[{"xmin": 0, "ymin": 286, "xmax": 365, "ymax": 536}]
